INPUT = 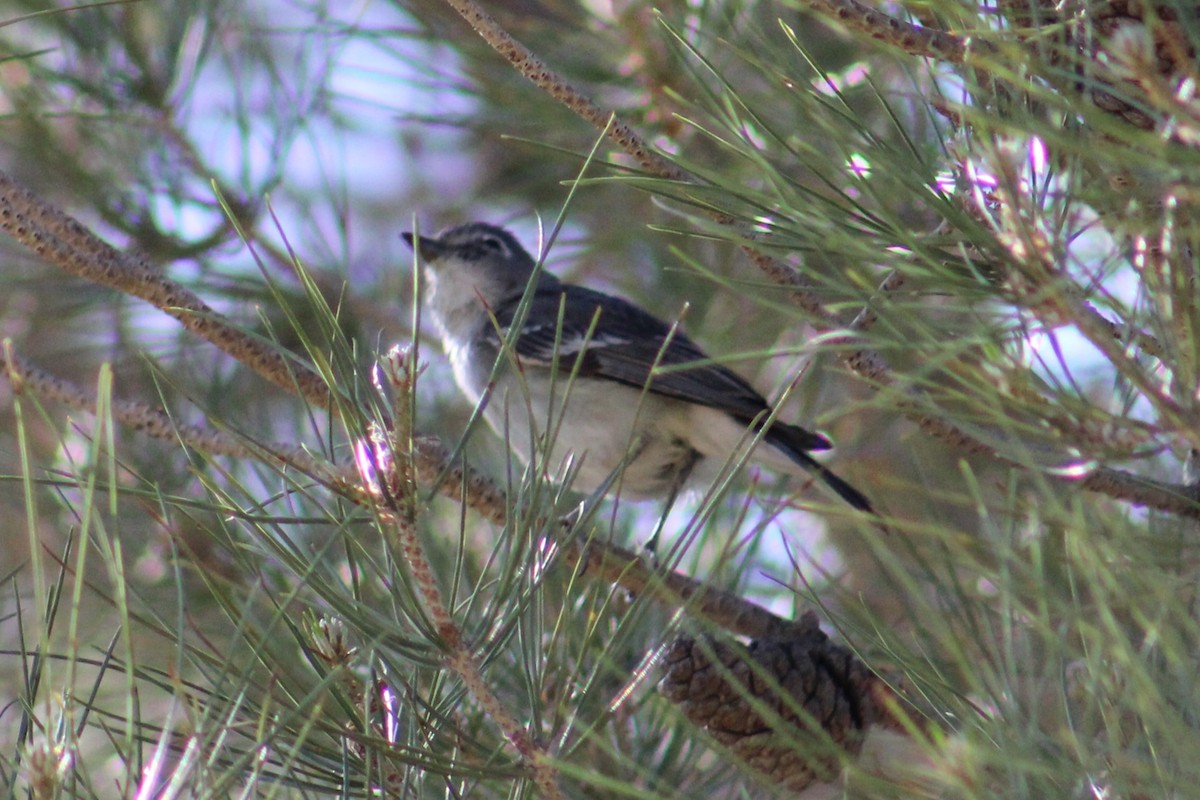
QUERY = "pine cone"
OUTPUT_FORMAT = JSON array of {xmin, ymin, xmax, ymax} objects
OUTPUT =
[{"xmin": 660, "ymin": 630, "xmax": 885, "ymax": 794}]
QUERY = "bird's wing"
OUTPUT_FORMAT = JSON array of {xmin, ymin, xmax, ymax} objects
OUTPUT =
[{"xmin": 489, "ymin": 284, "xmax": 831, "ymax": 450}]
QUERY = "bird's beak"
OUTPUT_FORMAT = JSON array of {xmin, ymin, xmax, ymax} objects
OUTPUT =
[{"xmin": 401, "ymin": 231, "xmax": 447, "ymax": 259}]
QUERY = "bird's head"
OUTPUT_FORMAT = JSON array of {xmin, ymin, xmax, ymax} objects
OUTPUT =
[
  {"xmin": 403, "ymin": 222, "xmax": 539, "ymax": 294},
  {"xmin": 402, "ymin": 222, "xmax": 548, "ymax": 340}
]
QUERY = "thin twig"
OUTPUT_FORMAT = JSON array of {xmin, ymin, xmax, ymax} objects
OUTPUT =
[
  {"xmin": 799, "ymin": 0, "xmax": 968, "ymax": 62},
  {"xmin": 564, "ymin": 536, "xmax": 812, "ymax": 639},
  {"xmin": 372, "ymin": 350, "xmax": 565, "ymax": 798},
  {"xmin": 1081, "ymin": 466, "xmax": 1200, "ymax": 515},
  {"xmin": 0, "ymin": 170, "xmax": 335, "ymax": 410},
  {"xmin": 439, "ymin": 0, "xmax": 829, "ymax": 316},
  {"xmin": 0, "ymin": 340, "xmax": 331, "ymax": 475},
  {"xmin": 847, "ymin": 269, "xmax": 906, "ymax": 334}
]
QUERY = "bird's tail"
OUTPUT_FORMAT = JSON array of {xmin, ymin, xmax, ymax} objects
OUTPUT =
[
  {"xmin": 769, "ymin": 422, "xmax": 874, "ymax": 514},
  {"xmin": 798, "ymin": 452, "xmax": 874, "ymax": 514}
]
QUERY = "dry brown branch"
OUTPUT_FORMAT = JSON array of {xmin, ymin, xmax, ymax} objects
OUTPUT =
[
  {"xmin": 847, "ymin": 369, "xmax": 1200, "ymax": 518},
  {"xmin": 0, "ymin": 170, "xmax": 335, "ymax": 410},
  {"xmin": 1080, "ymin": 466, "xmax": 1200, "ymax": 515},
  {"xmin": 0, "ymin": 339, "xmax": 333, "ymax": 476},
  {"xmin": 799, "ymin": 0, "xmax": 968, "ymax": 62},
  {"xmin": 566, "ymin": 535, "xmax": 813, "ymax": 640},
  {"xmin": 439, "ymin": 0, "xmax": 829, "ymax": 316},
  {"xmin": 368, "ymin": 350, "xmax": 565, "ymax": 799}
]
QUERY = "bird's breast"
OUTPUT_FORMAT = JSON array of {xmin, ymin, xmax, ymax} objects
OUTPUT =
[{"xmin": 478, "ymin": 372, "xmax": 709, "ymax": 498}]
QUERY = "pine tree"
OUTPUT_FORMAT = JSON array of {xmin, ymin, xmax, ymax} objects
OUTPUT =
[{"xmin": 2, "ymin": 1, "xmax": 1198, "ymax": 797}]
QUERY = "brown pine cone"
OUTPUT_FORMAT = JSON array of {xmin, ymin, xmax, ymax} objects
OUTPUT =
[{"xmin": 660, "ymin": 630, "xmax": 886, "ymax": 794}]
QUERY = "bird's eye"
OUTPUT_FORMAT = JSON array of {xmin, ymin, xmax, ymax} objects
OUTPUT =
[{"xmin": 479, "ymin": 235, "xmax": 505, "ymax": 253}]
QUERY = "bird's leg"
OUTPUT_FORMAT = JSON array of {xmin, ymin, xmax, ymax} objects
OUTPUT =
[{"xmin": 644, "ymin": 444, "xmax": 702, "ymax": 556}]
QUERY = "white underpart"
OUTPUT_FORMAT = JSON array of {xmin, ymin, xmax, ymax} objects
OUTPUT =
[{"xmin": 452, "ymin": 348, "xmax": 803, "ymax": 498}]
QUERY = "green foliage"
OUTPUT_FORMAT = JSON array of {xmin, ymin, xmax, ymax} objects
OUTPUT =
[{"xmin": 2, "ymin": 0, "xmax": 1199, "ymax": 798}]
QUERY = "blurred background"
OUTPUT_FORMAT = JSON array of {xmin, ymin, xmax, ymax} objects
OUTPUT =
[{"xmin": 1, "ymin": 0, "xmax": 1197, "ymax": 796}]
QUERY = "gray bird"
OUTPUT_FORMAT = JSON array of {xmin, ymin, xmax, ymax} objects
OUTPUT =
[{"xmin": 402, "ymin": 222, "xmax": 872, "ymax": 514}]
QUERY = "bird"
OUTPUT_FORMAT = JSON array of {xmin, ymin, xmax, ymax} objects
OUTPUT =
[{"xmin": 401, "ymin": 222, "xmax": 872, "ymax": 515}]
